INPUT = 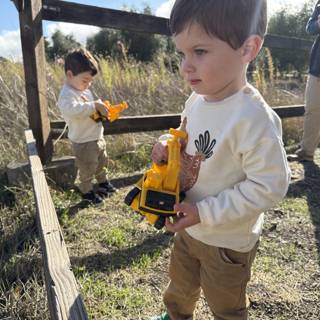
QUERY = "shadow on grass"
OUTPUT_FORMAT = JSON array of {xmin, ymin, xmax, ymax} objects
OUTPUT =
[
  {"xmin": 71, "ymin": 231, "xmax": 173, "ymax": 274},
  {"xmin": 0, "ymin": 218, "xmax": 39, "ymax": 286},
  {"xmin": 286, "ymin": 161, "xmax": 320, "ymax": 262},
  {"xmin": 0, "ymin": 216, "xmax": 37, "ymax": 260},
  {"xmin": 0, "ymin": 254, "xmax": 43, "ymax": 287},
  {"xmin": 55, "ymin": 174, "xmax": 142, "ymax": 218},
  {"xmin": 0, "ymin": 171, "xmax": 15, "ymax": 208},
  {"xmin": 56, "ymin": 200, "xmax": 92, "ymax": 217}
]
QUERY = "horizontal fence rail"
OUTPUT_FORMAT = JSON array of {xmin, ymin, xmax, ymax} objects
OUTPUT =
[
  {"xmin": 43, "ymin": 0, "xmax": 170, "ymax": 35},
  {"xmin": 50, "ymin": 105, "xmax": 305, "ymax": 139},
  {"xmin": 25, "ymin": 129, "xmax": 88, "ymax": 320},
  {"xmin": 42, "ymin": 0, "xmax": 313, "ymax": 50}
]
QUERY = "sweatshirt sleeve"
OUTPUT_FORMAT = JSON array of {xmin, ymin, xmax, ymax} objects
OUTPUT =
[
  {"xmin": 306, "ymin": 3, "xmax": 320, "ymax": 35},
  {"xmin": 196, "ymin": 136, "xmax": 291, "ymax": 226},
  {"xmin": 58, "ymin": 93, "xmax": 96, "ymax": 119}
]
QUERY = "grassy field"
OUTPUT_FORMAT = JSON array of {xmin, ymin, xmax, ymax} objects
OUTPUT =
[{"xmin": 1, "ymin": 57, "xmax": 319, "ymax": 319}]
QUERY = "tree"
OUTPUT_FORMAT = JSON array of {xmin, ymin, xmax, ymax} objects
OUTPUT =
[
  {"xmin": 86, "ymin": 28, "xmax": 124, "ymax": 59},
  {"xmin": 267, "ymin": 1, "xmax": 315, "ymax": 74},
  {"xmin": 46, "ymin": 30, "xmax": 80, "ymax": 61},
  {"xmin": 86, "ymin": 5, "xmax": 162, "ymax": 63}
]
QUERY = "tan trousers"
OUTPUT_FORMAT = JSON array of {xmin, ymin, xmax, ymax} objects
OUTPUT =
[
  {"xmin": 301, "ymin": 74, "xmax": 320, "ymax": 156},
  {"xmin": 164, "ymin": 230, "xmax": 258, "ymax": 320},
  {"xmin": 72, "ymin": 138, "xmax": 108, "ymax": 194}
]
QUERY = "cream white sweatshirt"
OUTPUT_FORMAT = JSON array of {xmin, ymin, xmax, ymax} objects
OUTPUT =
[
  {"xmin": 58, "ymin": 83, "xmax": 103, "ymax": 143},
  {"xmin": 177, "ymin": 84, "xmax": 291, "ymax": 252}
]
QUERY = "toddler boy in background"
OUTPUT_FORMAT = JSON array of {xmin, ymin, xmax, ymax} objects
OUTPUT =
[
  {"xmin": 58, "ymin": 48, "xmax": 117, "ymax": 204},
  {"xmin": 151, "ymin": 0, "xmax": 291, "ymax": 319}
]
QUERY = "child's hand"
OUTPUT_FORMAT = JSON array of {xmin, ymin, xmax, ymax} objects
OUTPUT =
[
  {"xmin": 151, "ymin": 141, "xmax": 168, "ymax": 165},
  {"xmin": 95, "ymin": 100, "xmax": 108, "ymax": 117},
  {"xmin": 165, "ymin": 202, "xmax": 200, "ymax": 232}
]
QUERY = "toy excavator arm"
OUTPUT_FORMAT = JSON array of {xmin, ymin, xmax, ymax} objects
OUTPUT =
[{"xmin": 90, "ymin": 100, "xmax": 128, "ymax": 122}]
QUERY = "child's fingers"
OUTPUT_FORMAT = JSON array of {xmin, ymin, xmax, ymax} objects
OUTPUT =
[
  {"xmin": 174, "ymin": 202, "xmax": 190, "ymax": 213},
  {"xmin": 151, "ymin": 144, "xmax": 168, "ymax": 164},
  {"xmin": 165, "ymin": 215, "xmax": 191, "ymax": 232}
]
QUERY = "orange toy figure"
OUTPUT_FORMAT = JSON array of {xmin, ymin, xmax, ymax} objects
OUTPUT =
[{"xmin": 90, "ymin": 100, "xmax": 128, "ymax": 122}]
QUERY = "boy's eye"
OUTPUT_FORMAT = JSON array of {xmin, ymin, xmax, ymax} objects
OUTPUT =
[{"xmin": 194, "ymin": 49, "xmax": 207, "ymax": 55}]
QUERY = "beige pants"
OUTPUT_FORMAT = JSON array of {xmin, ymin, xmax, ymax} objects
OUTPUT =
[
  {"xmin": 72, "ymin": 138, "xmax": 108, "ymax": 194},
  {"xmin": 301, "ymin": 74, "xmax": 320, "ymax": 156},
  {"xmin": 164, "ymin": 230, "xmax": 258, "ymax": 320}
]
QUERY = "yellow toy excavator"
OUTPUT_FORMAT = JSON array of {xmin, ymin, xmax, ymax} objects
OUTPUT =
[
  {"xmin": 90, "ymin": 100, "xmax": 128, "ymax": 122},
  {"xmin": 124, "ymin": 128, "xmax": 187, "ymax": 229}
]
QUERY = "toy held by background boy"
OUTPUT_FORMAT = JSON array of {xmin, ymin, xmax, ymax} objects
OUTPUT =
[{"xmin": 58, "ymin": 48, "xmax": 127, "ymax": 204}]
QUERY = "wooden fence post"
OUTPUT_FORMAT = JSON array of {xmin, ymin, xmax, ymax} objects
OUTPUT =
[{"xmin": 19, "ymin": 0, "xmax": 53, "ymax": 164}]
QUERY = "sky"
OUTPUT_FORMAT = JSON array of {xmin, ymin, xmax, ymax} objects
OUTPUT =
[{"xmin": 0, "ymin": 0, "xmax": 309, "ymax": 61}]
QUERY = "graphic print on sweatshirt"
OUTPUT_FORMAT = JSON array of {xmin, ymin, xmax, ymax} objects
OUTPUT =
[{"xmin": 180, "ymin": 126, "xmax": 216, "ymax": 192}]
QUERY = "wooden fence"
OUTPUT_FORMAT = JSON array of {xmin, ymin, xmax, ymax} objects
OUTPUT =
[
  {"xmin": 13, "ymin": 0, "xmax": 313, "ymax": 164},
  {"xmin": 25, "ymin": 129, "xmax": 88, "ymax": 319},
  {"xmin": 12, "ymin": 0, "xmax": 314, "ymax": 318}
]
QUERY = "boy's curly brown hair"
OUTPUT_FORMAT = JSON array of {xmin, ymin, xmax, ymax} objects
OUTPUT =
[{"xmin": 64, "ymin": 48, "xmax": 98, "ymax": 76}]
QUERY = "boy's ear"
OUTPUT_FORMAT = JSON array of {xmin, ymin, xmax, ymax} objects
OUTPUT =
[
  {"xmin": 66, "ymin": 70, "xmax": 73, "ymax": 79},
  {"xmin": 240, "ymin": 35, "xmax": 263, "ymax": 63}
]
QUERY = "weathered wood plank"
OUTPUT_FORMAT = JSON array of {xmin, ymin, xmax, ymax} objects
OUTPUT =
[
  {"xmin": 50, "ymin": 114, "xmax": 181, "ymax": 138},
  {"xmin": 272, "ymin": 104, "xmax": 305, "ymax": 118},
  {"xmin": 25, "ymin": 130, "xmax": 88, "ymax": 320},
  {"xmin": 50, "ymin": 105, "xmax": 305, "ymax": 139},
  {"xmin": 19, "ymin": 0, "xmax": 53, "ymax": 164},
  {"xmin": 43, "ymin": 0, "xmax": 170, "ymax": 35}
]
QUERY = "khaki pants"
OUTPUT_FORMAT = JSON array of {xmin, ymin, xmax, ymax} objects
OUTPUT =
[
  {"xmin": 164, "ymin": 230, "xmax": 258, "ymax": 320},
  {"xmin": 301, "ymin": 74, "xmax": 320, "ymax": 156},
  {"xmin": 72, "ymin": 138, "xmax": 108, "ymax": 194}
]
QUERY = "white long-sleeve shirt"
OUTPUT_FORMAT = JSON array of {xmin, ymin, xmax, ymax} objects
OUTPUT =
[
  {"xmin": 58, "ymin": 83, "xmax": 103, "ymax": 143},
  {"xmin": 179, "ymin": 84, "xmax": 291, "ymax": 252}
]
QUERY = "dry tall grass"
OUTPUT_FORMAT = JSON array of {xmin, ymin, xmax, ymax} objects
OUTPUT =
[{"xmin": 0, "ymin": 55, "xmax": 305, "ymax": 168}]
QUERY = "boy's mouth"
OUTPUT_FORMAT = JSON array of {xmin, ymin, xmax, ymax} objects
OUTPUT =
[{"xmin": 189, "ymin": 79, "xmax": 201, "ymax": 85}]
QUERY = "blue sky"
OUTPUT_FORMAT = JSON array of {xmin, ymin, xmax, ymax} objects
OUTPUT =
[{"xmin": 0, "ymin": 0, "xmax": 308, "ymax": 61}]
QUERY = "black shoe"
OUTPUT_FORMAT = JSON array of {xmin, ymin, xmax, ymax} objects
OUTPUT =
[
  {"xmin": 82, "ymin": 190, "xmax": 103, "ymax": 204},
  {"xmin": 98, "ymin": 181, "xmax": 118, "ymax": 194}
]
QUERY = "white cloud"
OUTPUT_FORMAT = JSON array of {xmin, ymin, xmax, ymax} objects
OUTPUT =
[
  {"xmin": 154, "ymin": 0, "xmax": 305, "ymax": 19},
  {"xmin": 0, "ymin": 22, "xmax": 101, "ymax": 62},
  {"xmin": 0, "ymin": 30, "xmax": 22, "ymax": 61},
  {"xmin": 269, "ymin": 0, "xmax": 305, "ymax": 15},
  {"xmin": 155, "ymin": 0, "xmax": 174, "ymax": 18},
  {"xmin": 45, "ymin": 22, "xmax": 100, "ymax": 45}
]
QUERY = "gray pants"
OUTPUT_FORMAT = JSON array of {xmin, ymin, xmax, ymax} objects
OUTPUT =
[{"xmin": 72, "ymin": 138, "xmax": 108, "ymax": 194}]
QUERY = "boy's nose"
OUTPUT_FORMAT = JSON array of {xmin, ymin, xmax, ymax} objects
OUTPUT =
[{"xmin": 180, "ymin": 59, "xmax": 194, "ymax": 75}]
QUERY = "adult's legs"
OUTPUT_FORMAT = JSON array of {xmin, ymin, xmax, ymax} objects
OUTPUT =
[{"xmin": 300, "ymin": 74, "xmax": 320, "ymax": 158}]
